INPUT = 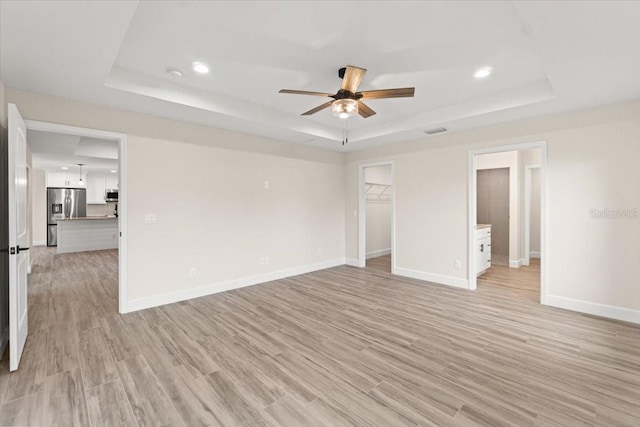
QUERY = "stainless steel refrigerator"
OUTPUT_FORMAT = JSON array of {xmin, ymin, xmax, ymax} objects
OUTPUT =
[{"xmin": 47, "ymin": 187, "xmax": 87, "ymax": 246}]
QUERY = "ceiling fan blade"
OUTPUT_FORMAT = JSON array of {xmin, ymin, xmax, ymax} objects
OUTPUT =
[
  {"xmin": 301, "ymin": 101, "xmax": 334, "ymax": 116},
  {"xmin": 358, "ymin": 101, "xmax": 376, "ymax": 118},
  {"xmin": 341, "ymin": 65, "xmax": 367, "ymax": 93},
  {"xmin": 358, "ymin": 87, "xmax": 415, "ymax": 99},
  {"xmin": 279, "ymin": 89, "xmax": 334, "ymax": 97}
]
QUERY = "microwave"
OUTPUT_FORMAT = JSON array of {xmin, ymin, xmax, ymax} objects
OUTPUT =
[{"xmin": 105, "ymin": 189, "xmax": 118, "ymax": 202}]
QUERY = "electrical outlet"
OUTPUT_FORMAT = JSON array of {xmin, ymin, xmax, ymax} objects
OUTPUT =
[
  {"xmin": 317, "ymin": 248, "xmax": 322, "ymax": 256},
  {"xmin": 353, "ymin": 210, "xmax": 358, "ymax": 217},
  {"xmin": 144, "ymin": 213, "xmax": 157, "ymax": 224},
  {"xmin": 264, "ymin": 180, "xmax": 270, "ymax": 190},
  {"xmin": 259, "ymin": 257, "xmax": 265, "ymax": 265},
  {"xmin": 264, "ymin": 256, "xmax": 270, "ymax": 265},
  {"xmin": 454, "ymin": 260, "xmax": 462, "ymax": 270},
  {"xmin": 188, "ymin": 268, "xmax": 196, "ymax": 278}
]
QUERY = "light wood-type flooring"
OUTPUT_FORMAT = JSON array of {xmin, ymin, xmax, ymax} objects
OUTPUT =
[
  {"xmin": 1, "ymin": 247, "xmax": 639, "ymax": 426},
  {"xmin": 479, "ymin": 258, "xmax": 541, "ymax": 303},
  {"xmin": 366, "ymin": 254, "xmax": 391, "ymax": 273}
]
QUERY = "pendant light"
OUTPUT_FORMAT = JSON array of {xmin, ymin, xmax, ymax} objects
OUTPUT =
[{"xmin": 78, "ymin": 164, "xmax": 84, "ymax": 186}]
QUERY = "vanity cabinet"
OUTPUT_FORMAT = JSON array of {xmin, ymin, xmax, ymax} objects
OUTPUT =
[{"xmin": 475, "ymin": 225, "xmax": 492, "ymax": 276}]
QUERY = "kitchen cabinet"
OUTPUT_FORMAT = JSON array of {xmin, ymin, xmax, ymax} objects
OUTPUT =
[
  {"xmin": 47, "ymin": 172, "xmax": 87, "ymax": 188},
  {"xmin": 475, "ymin": 225, "xmax": 492, "ymax": 276},
  {"xmin": 105, "ymin": 174, "xmax": 118, "ymax": 190},
  {"xmin": 87, "ymin": 174, "xmax": 106, "ymax": 204}
]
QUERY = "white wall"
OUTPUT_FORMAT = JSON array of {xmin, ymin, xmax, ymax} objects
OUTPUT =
[
  {"xmin": 345, "ymin": 100, "xmax": 640, "ymax": 321},
  {"xmin": 7, "ymin": 87, "xmax": 640, "ymax": 323},
  {"xmin": 530, "ymin": 168, "xmax": 541, "ymax": 254},
  {"xmin": 365, "ymin": 165, "xmax": 391, "ymax": 257},
  {"xmin": 31, "ymin": 169, "xmax": 47, "ymax": 245},
  {"xmin": 8, "ymin": 89, "xmax": 345, "ymax": 309}
]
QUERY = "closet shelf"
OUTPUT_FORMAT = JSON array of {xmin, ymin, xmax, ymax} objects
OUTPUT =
[{"xmin": 365, "ymin": 182, "xmax": 392, "ymax": 202}]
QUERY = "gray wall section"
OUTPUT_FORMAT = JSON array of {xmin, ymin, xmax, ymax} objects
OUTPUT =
[
  {"xmin": 477, "ymin": 167, "xmax": 510, "ymax": 257},
  {"xmin": 0, "ymin": 123, "xmax": 8, "ymax": 357}
]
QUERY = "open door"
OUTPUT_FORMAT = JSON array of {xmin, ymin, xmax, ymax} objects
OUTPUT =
[{"xmin": 7, "ymin": 104, "xmax": 29, "ymax": 371}]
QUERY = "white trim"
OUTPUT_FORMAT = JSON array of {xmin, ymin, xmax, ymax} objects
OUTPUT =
[
  {"xmin": 509, "ymin": 259, "xmax": 523, "ymax": 268},
  {"xmin": 394, "ymin": 267, "xmax": 468, "ymax": 289},
  {"xmin": 530, "ymin": 251, "xmax": 541, "ymax": 259},
  {"xmin": 345, "ymin": 258, "xmax": 359, "ymax": 267},
  {"xmin": 359, "ymin": 161, "xmax": 395, "ymax": 273},
  {"xmin": 124, "ymin": 258, "xmax": 346, "ymax": 313},
  {"xmin": 32, "ymin": 240, "xmax": 46, "ymax": 247},
  {"xmin": 546, "ymin": 295, "xmax": 640, "ymax": 325},
  {"xmin": 24, "ymin": 120, "xmax": 129, "ymax": 313},
  {"xmin": 366, "ymin": 248, "xmax": 391, "ymax": 259},
  {"xmin": 469, "ymin": 141, "xmax": 548, "ymax": 306},
  {"xmin": 523, "ymin": 164, "xmax": 541, "ymax": 266}
]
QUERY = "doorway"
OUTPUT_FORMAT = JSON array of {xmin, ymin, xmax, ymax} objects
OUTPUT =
[
  {"xmin": 477, "ymin": 167, "xmax": 510, "ymax": 266},
  {"xmin": 468, "ymin": 142, "xmax": 547, "ymax": 304},
  {"xmin": 24, "ymin": 120, "xmax": 128, "ymax": 313},
  {"xmin": 358, "ymin": 161, "xmax": 395, "ymax": 273}
]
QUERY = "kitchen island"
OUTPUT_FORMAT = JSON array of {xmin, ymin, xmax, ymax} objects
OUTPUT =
[{"xmin": 56, "ymin": 216, "xmax": 118, "ymax": 254}]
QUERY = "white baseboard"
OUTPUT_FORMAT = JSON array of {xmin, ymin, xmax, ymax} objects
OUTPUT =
[
  {"xmin": 124, "ymin": 258, "xmax": 346, "ymax": 313},
  {"xmin": 546, "ymin": 295, "xmax": 640, "ymax": 325},
  {"xmin": 509, "ymin": 259, "xmax": 523, "ymax": 268},
  {"xmin": 33, "ymin": 240, "xmax": 46, "ymax": 247},
  {"xmin": 366, "ymin": 248, "xmax": 391, "ymax": 260},
  {"xmin": 530, "ymin": 251, "xmax": 541, "ymax": 259},
  {"xmin": 394, "ymin": 267, "xmax": 469, "ymax": 289},
  {"xmin": 345, "ymin": 258, "xmax": 360, "ymax": 267}
]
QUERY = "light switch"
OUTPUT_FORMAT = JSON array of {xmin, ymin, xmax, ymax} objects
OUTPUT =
[
  {"xmin": 264, "ymin": 181, "xmax": 270, "ymax": 190},
  {"xmin": 144, "ymin": 214, "xmax": 157, "ymax": 224}
]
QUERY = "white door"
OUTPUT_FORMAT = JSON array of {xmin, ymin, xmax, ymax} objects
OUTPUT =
[{"xmin": 8, "ymin": 104, "xmax": 29, "ymax": 371}]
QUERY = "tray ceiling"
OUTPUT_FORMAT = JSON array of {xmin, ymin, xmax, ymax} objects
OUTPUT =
[{"xmin": 2, "ymin": 1, "xmax": 639, "ymax": 151}]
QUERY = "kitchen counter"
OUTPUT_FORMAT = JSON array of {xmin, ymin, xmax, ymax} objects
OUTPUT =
[
  {"xmin": 57, "ymin": 216, "xmax": 118, "ymax": 253},
  {"xmin": 476, "ymin": 223, "xmax": 492, "ymax": 230},
  {"xmin": 57, "ymin": 216, "xmax": 117, "ymax": 221}
]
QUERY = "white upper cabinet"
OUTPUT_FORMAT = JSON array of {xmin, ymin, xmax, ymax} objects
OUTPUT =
[
  {"xmin": 47, "ymin": 172, "xmax": 87, "ymax": 188},
  {"xmin": 87, "ymin": 174, "xmax": 106, "ymax": 204},
  {"xmin": 105, "ymin": 174, "xmax": 118, "ymax": 190}
]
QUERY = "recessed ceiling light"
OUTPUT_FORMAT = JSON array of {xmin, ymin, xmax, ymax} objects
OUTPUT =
[
  {"xmin": 167, "ymin": 69, "xmax": 182, "ymax": 78},
  {"xmin": 110, "ymin": 170, "xmax": 117, "ymax": 173},
  {"xmin": 192, "ymin": 61, "xmax": 209, "ymax": 74},
  {"xmin": 61, "ymin": 166, "xmax": 69, "ymax": 170},
  {"xmin": 474, "ymin": 67, "xmax": 493, "ymax": 79}
]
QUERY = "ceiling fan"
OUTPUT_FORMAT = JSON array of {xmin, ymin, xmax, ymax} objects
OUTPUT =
[{"xmin": 279, "ymin": 65, "xmax": 415, "ymax": 119}]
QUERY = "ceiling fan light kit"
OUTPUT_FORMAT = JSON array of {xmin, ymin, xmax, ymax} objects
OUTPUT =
[
  {"xmin": 279, "ymin": 65, "xmax": 415, "ymax": 120},
  {"xmin": 331, "ymin": 99, "xmax": 358, "ymax": 119}
]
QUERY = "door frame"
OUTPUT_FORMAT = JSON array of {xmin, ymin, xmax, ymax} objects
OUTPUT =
[
  {"xmin": 24, "ymin": 120, "xmax": 129, "ymax": 313},
  {"xmin": 468, "ymin": 141, "xmax": 548, "ymax": 305},
  {"xmin": 358, "ymin": 161, "xmax": 395, "ymax": 272},
  {"xmin": 523, "ymin": 164, "xmax": 541, "ymax": 266}
]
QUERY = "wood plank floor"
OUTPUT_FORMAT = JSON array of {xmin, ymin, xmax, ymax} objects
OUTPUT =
[
  {"xmin": 1, "ymin": 247, "xmax": 639, "ymax": 426},
  {"xmin": 366, "ymin": 254, "xmax": 391, "ymax": 273},
  {"xmin": 478, "ymin": 259, "xmax": 541, "ymax": 303}
]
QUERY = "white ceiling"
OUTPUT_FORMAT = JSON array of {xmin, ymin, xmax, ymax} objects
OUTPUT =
[
  {"xmin": 2, "ymin": 1, "xmax": 639, "ymax": 152},
  {"xmin": 28, "ymin": 130, "xmax": 119, "ymax": 174}
]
